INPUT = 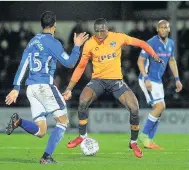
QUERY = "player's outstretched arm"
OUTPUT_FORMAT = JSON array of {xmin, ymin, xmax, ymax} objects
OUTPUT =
[
  {"xmin": 13, "ymin": 49, "xmax": 29, "ymax": 91},
  {"xmin": 63, "ymin": 56, "xmax": 90, "ymax": 100},
  {"xmin": 137, "ymin": 56, "xmax": 152, "ymax": 91},
  {"xmin": 52, "ymin": 32, "xmax": 89, "ymax": 69},
  {"xmin": 168, "ymin": 57, "xmax": 182, "ymax": 92},
  {"xmin": 5, "ymin": 49, "xmax": 29, "ymax": 105},
  {"xmin": 5, "ymin": 90, "xmax": 19, "ymax": 105},
  {"xmin": 131, "ymin": 37, "xmax": 164, "ymax": 64},
  {"xmin": 63, "ymin": 40, "xmax": 91, "ymax": 100},
  {"xmin": 137, "ymin": 56, "xmax": 148, "ymax": 77},
  {"xmin": 121, "ymin": 33, "xmax": 164, "ymax": 65},
  {"xmin": 74, "ymin": 32, "xmax": 89, "ymax": 47},
  {"xmin": 49, "ymin": 33, "xmax": 88, "ymax": 69},
  {"xmin": 63, "ymin": 32, "xmax": 89, "ymax": 68}
]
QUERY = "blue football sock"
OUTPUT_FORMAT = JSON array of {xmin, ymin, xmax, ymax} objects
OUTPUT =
[
  {"xmin": 142, "ymin": 114, "xmax": 158, "ymax": 135},
  {"xmin": 44, "ymin": 123, "xmax": 66, "ymax": 156},
  {"xmin": 149, "ymin": 119, "xmax": 160, "ymax": 139},
  {"xmin": 20, "ymin": 119, "xmax": 40, "ymax": 135}
]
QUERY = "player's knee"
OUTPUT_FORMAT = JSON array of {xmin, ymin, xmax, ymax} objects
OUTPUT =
[
  {"xmin": 60, "ymin": 117, "xmax": 69, "ymax": 126},
  {"xmin": 156, "ymin": 102, "xmax": 166, "ymax": 112},
  {"xmin": 37, "ymin": 132, "xmax": 46, "ymax": 138},
  {"xmin": 130, "ymin": 105, "xmax": 139, "ymax": 115},
  {"xmin": 162, "ymin": 103, "xmax": 166, "ymax": 110},
  {"xmin": 37, "ymin": 128, "xmax": 47, "ymax": 138},
  {"xmin": 55, "ymin": 115, "xmax": 69, "ymax": 126},
  {"xmin": 161, "ymin": 105, "xmax": 166, "ymax": 112},
  {"xmin": 129, "ymin": 106, "xmax": 139, "ymax": 125},
  {"xmin": 35, "ymin": 121, "xmax": 47, "ymax": 138}
]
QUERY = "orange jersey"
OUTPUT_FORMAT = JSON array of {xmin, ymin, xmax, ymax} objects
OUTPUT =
[{"xmin": 71, "ymin": 32, "xmax": 156, "ymax": 82}]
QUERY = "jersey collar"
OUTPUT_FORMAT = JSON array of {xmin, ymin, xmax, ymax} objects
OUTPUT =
[
  {"xmin": 157, "ymin": 35, "xmax": 168, "ymax": 47},
  {"xmin": 42, "ymin": 32, "xmax": 53, "ymax": 36}
]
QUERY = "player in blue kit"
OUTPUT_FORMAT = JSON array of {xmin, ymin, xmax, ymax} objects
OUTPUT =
[
  {"xmin": 138, "ymin": 20, "xmax": 182, "ymax": 149},
  {"xmin": 5, "ymin": 11, "xmax": 88, "ymax": 164}
]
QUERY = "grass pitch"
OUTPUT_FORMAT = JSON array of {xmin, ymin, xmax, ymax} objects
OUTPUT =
[{"xmin": 0, "ymin": 133, "xmax": 188, "ymax": 170}]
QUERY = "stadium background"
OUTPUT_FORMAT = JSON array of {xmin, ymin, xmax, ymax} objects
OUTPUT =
[{"xmin": 0, "ymin": 1, "xmax": 188, "ymax": 133}]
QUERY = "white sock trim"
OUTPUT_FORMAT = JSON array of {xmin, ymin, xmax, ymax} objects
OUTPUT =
[
  {"xmin": 56, "ymin": 123, "xmax": 67, "ymax": 130},
  {"xmin": 131, "ymin": 140, "xmax": 137, "ymax": 144},
  {"xmin": 148, "ymin": 113, "xmax": 158, "ymax": 122},
  {"xmin": 80, "ymin": 133, "xmax": 88, "ymax": 139},
  {"xmin": 34, "ymin": 127, "xmax": 40, "ymax": 136}
]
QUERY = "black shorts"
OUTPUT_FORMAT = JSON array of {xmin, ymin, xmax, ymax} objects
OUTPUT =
[{"xmin": 86, "ymin": 79, "xmax": 131, "ymax": 99}]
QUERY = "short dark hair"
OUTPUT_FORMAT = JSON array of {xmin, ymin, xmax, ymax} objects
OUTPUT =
[
  {"xmin": 94, "ymin": 18, "xmax": 107, "ymax": 26},
  {"xmin": 41, "ymin": 11, "xmax": 56, "ymax": 29}
]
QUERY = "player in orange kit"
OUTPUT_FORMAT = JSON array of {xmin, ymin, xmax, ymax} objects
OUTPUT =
[{"xmin": 63, "ymin": 18, "xmax": 163, "ymax": 158}]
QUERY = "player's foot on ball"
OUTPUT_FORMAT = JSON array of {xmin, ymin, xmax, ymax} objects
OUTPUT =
[
  {"xmin": 6, "ymin": 113, "xmax": 20, "ymax": 135},
  {"xmin": 129, "ymin": 142, "xmax": 143, "ymax": 158},
  {"xmin": 67, "ymin": 136, "xmax": 84, "ymax": 148},
  {"xmin": 139, "ymin": 133, "xmax": 152, "ymax": 149},
  {"xmin": 149, "ymin": 141, "xmax": 164, "ymax": 150},
  {"xmin": 40, "ymin": 156, "xmax": 59, "ymax": 164}
]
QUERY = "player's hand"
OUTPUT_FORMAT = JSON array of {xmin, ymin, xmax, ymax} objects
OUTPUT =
[
  {"xmin": 74, "ymin": 32, "xmax": 89, "ymax": 46},
  {"xmin": 175, "ymin": 80, "xmax": 182, "ymax": 93},
  {"xmin": 153, "ymin": 54, "xmax": 165, "ymax": 66},
  {"xmin": 145, "ymin": 80, "xmax": 152, "ymax": 91},
  {"xmin": 5, "ymin": 89, "xmax": 19, "ymax": 105},
  {"xmin": 62, "ymin": 89, "xmax": 72, "ymax": 101}
]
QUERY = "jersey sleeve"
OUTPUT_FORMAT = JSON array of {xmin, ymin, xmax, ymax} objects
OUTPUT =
[
  {"xmin": 71, "ymin": 41, "xmax": 91, "ymax": 83},
  {"xmin": 48, "ymin": 40, "xmax": 80, "ymax": 68},
  {"xmin": 118, "ymin": 33, "xmax": 155, "ymax": 58},
  {"xmin": 139, "ymin": 39, "xmax": 153, "ymax": 59},
  {"xmin": 13, "ymin": 47, "xmax": 29, "ymax": 91},
  {"xmin": 117, "ymin": 33, "xmax": 133, "ymax": 45}
]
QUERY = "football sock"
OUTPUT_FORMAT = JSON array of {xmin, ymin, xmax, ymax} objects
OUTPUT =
[
  {"xmin": 79, "ymin": 124, "xmax": 87, "ymax": 136},
  {"xmin": 131, "ymin": 140, "xmax": 137, "ymax": 144},
  {"xmin": 78, "ymin": 111, "xmax": 89, "ymax": 135},
  {"xmin": 80, "ymin": 133, "xmax": 88, "ymax": 139},
  {"xmin": 142, "ymin": 113, "xmax": 158, "ymax": 135},
  {"xmin": 149, "ymin": 118, "xmax": 160, "ymax": 139},
  {"xmin": 131, "ymin": 125, "xmax": 140, "ymax": 141},
  {"xmin": 19, "ymin": 119, "xmax": 40, "ymax": 135},
  {"xmin": 43, "ymin": 123, "xmax": 66, "ymax": 157},
  {"xmin": 130, "ymin": 111, "xmax": 140, "ymax": 141}
]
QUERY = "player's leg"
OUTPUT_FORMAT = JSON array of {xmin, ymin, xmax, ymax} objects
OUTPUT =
[
  {"xmin": 6, "ymin": 85, "xmax": 47, "ymax": 137},
  {"xmin": 141, "ymin": 101, "xmax": 165, "ymax": 149},
  {"xmin": 67, "ymin": 79, "xmax": 105, "ymax": 148},
  {"xmin": 111, "ymin": 80, "xmax": 142, "ymax": 158},
  {"xmin": 139, "ymin": 79, "xmax": 165, "ymax": 149},
  {"xmin": 40, "ymin": 113, "xmax": 68, "ymax": 164},
  {"xmin": 148, "ymin": 112, "xmax": 162, "ymax": 140},
  {"xmin": 37, "ymin": 84, "xmax": 69, "ymax": 164}
]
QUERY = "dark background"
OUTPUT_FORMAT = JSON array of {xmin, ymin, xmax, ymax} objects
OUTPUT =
[{"xmin": 0, "ymin": 1, "xmax": 189, "ymax": 108}]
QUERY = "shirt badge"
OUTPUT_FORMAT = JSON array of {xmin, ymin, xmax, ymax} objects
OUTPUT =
[{"xmin": 110, "ymin": 41, "xmax": 116, "ymax": 47}]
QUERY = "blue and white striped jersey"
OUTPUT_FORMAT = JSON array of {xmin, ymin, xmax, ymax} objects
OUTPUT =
[
  {"xmin": 13, "ymin": 33, "xmax": 80, "ymax": 91},
  {"xmin": 139, "ymin": 35, "xmax": 175, "ymax": 83}
]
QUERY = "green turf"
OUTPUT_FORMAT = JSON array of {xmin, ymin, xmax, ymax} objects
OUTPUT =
[{"xmin": 0, "ymin": 133, "xmax": 188, "ymax": 170}]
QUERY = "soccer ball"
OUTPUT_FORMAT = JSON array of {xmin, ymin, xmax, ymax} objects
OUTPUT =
[{"xmin": 80, "ymin": 138, "xmax": 99, "ymax": 156}]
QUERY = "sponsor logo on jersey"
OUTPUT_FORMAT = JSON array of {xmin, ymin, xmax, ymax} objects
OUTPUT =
[
  {"xmin": 98, "ymin": 52, "xmax": 116, "ymax": 62},
  {"xmin": 157, "ymin": 53, "xmax": 171, "ymax": 57}
]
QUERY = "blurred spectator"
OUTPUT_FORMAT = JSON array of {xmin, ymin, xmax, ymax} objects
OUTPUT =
[
  {"xmin": 0, "ymin": 20, "xmax": 188, "ymax": 108},
  {"xmin": 68, "ymin": 20, "xmax": 92, "ymax": 48}
]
